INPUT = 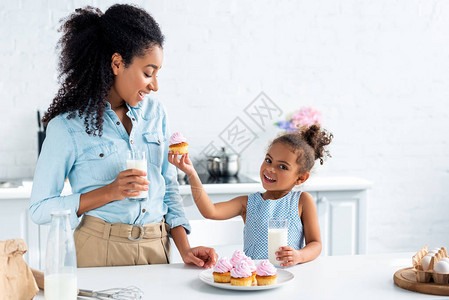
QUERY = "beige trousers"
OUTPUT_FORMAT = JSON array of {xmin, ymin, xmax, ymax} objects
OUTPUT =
[{"xmin": 74, "ymin": 215, "xmax": 170, "ymax": 268}]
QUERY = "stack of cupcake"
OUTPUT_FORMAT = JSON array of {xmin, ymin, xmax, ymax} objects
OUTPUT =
[{"xmin": 212, "ymin": 250, "xmax": 278, "ymax": 286}]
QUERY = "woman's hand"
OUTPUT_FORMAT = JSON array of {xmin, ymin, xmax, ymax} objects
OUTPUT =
[
  {"xmin": 106, "ymin": 169, "xmax": 150, "ymax": 201},
  {"xmin": 78, "ymin": 169, "xmax": 150, "ymax": 215},
  {"xmin": 276, "ymin": 246, "xmax": 302, "ymax": 267},
  {"xmin": 180, "ymin": 246, "xmax": 218, "ymax": 268},
  {"xmin": 168, "ymin": 152, "xmax": 196, "ymax": 177}
]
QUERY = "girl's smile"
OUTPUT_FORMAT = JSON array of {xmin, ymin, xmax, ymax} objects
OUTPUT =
[{"xmin": 262, "ymin": 173, "xmax": 276, "ymax": 184}]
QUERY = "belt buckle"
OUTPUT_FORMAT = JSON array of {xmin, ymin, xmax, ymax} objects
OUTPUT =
[{"xmin": 128, "ymin": 224, "xmax": 145, "ymax": 241}]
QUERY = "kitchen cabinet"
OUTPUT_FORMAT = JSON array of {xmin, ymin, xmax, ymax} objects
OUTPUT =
[
  {"xmin": 0, "ymin": 176, "xmax": 371, "ymax": 268},
  {"xmin": 316, "ymin": 190, "xmax": 367, "ymax": 255},
  {"xmin": 0, "ymin": 188, "xmax": 40, "ymax": 269},
  {"xmin": 0, "ymin": 183, "xmax": 68, "ymax": 270},
  {"xmin": 300, "ymin": 177, "xmax": 370, "ymax": 256}
]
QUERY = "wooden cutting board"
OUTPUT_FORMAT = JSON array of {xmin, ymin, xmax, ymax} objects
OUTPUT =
[{"xmin": 394, "ymin": 267, "xmax": 449, "ymax": 296}]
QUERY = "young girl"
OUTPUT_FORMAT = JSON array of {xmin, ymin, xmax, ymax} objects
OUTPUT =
[
  {"xmin": 169, "ymin": 125, "xmax": 333, "ymax": 266},
  {"xmin": 29, "ymin": 4, "xmax": 216, "ymax": 268}
]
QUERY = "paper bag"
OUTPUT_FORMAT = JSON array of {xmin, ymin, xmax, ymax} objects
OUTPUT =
[{"xmin": 0, "ymin": 239, "xmax": 39, "ymax": 300}]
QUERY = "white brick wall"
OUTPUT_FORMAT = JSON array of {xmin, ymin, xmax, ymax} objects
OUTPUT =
[{"xmin": 1, "ymin": 0, "xmax": 448, "ymax": 253}]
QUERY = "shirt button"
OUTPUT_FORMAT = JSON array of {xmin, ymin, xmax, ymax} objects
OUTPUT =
[
  {"xmin": 130, "ymin": 140, "xmax": 134, "ymax": 144},
  {"xmin": 99, "ymin": 153, "xmax": 104, "ymax": 158},
  {"xmin": 142, "ymin": 209, "xmax": 146, "ymax": 213},
  {"xmin": 132, "ymin": 117, "xmax": 136, "ymax": 121},
  {"xmin": 116, "ymin": 121, "xmax": 120, "ymax": 125}
]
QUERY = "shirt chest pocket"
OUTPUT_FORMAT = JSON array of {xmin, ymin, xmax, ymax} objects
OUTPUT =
[
  {"xmin": 81, "ymin": 143, "xmax": 121, "ymax": 181},
  {"xmin": 143, "ymin": 132, "xmax": 164, "ymax": 167}
]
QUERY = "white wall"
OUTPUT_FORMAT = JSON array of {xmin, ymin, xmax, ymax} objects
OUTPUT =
[{"xmin": 1, "ymin": 0, "xmax": 448, "ymax": 253}]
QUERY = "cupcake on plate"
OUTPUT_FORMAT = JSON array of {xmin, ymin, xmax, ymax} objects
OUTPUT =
[
  {"xmin": 212, "ymin": 257, "xmax": 233, "ymax": 283},
  {"xmin": 169, "ymin": 132, "xmax": 189, "ymax": 154},
  {"xmin": 230, "ymin": 250, "xmax": 247, "ymax": 267},
  {"xmin": 230, "ymin": 261, "xmax": 253, "ymax": 286},
  {"xmin": 241, "ymin": 256, "xmax": 257, "ymax": 284},
  {"xmin": 256, "ymin": 260, "xmax": 278, "ymax": 286}
]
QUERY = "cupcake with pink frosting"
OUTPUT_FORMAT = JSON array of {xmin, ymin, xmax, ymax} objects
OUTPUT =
[
  {"xmin": 169, "ymin": 132, "xmax": 189, "ymax": 154},
  {"xmin": 256, "ymin": 260, "xmax": 278, "ymax": 286},
  {"xmin": 230, "ymin": 260, "xmax": 253, "ymax": 286},
  {"xmin": 241, "ymin": 256, "xmax": 257, "ymax": 284},
  {"xmin": 230, "ymin": 250, "xmax": 247, "ymax": 267},
  {"xmin": 212, "ymin": 257, "xmax": 233, "ymax": 283}
]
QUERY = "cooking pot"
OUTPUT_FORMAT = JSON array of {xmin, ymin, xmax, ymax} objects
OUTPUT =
[{"xmin": 207, "ymin": 147, "xmax": 240, "ymax": 177}]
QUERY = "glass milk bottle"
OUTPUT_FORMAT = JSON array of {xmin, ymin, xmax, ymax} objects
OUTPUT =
[
  {"xmin": 126, "ymin": 150, "xmax": 148, "ymax": 200},
  {"xmin": 45, "ymin": 210, "xmax": 77, "ymax": 300},
  {"xmin": 268, "ymin": 218, "xmax": 289, "ymax": 267}
]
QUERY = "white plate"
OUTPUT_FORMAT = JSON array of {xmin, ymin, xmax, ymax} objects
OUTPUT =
[{"xmin": 198, "ymin": 269, "xmax": 294, "ymax": 291}]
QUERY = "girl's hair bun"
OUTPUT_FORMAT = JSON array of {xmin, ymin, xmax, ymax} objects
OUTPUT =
[
  {"xmin": 300, "ymin": 124, "xmax": 333, "ymax": 165},
  {"xmin": 270, "ymin": 124, "xmax": 333, "ymax": 174}
]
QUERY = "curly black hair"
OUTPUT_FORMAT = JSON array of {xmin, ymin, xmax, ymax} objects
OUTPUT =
[
  {"xmin": 42, "ymin": 4, "xmax": 164, "ymax": 136},
  {"xmin": 271, "ymin": 124, "xmax": 334, "ymax": 174}
]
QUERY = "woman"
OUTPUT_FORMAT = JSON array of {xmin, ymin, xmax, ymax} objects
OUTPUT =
[{"xmin": 30, "ymin": 4, "xmax": 216, "ymax": 268}]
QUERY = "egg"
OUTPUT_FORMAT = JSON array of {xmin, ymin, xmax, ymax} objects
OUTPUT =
[
  {"xmin": 434, "ymin": 261, "xmax": 449, "ymax": 274},
  {"xmin": 440, "ymin": 257, "xmax": 449, "ymax": 264},
  {"xmin": 428, "ymin": 248, "xmax": 440, "ymax": 254},
  {"xmin": 421, "ymin": 254, "xmax": 433, "ymax": 271}
]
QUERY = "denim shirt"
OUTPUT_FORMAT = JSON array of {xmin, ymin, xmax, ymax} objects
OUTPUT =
[{"xmin": 29, "ymin": 97, "xmax": 190, "ymax": 233}]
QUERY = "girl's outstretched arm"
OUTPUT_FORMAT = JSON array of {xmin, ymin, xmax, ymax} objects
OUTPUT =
[
  {"xmin": 276, "ymin": 191, "xmax": 322, "ymax": 266},
  {"xmin": 168, "ymin": 152, "xmax": 246, "ymax": 220}
]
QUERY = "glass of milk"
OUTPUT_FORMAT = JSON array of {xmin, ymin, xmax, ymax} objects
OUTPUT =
[
  {"xmin": 45, "ymin": 210, "xmax": 77, "ymax": 300},
  {"xmin": 268, "ymin": 218, "xmax": 289, "ymax": 267},
  {"xmin": 127, "ymin": 150, "xmax": 148, "ymax": 201}
]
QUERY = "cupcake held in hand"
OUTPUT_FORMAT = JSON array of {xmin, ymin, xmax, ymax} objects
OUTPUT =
[
  {"xmin": 256, "ymin": 260, "xmax": 278, "ymax": 286},
  {"xmin": 213, "ymin": 257, "xmax": 233, "ymax": 283},
  {"xmin": 169, "ymin": 132, "xmax": 189, "ymax": 154}
]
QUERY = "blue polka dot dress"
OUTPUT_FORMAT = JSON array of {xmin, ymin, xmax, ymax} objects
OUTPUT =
[{"xmin": 243, "ymin": 190, "xmax": 305, "ymax": 260}]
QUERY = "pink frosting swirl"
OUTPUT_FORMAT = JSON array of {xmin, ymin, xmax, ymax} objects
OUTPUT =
[
  {"xmin": 230, "ymin": 261, "xmax": 252, "ymax": 278},
  {"xmin": 169, "ymin": 132, "xmax": 187, "ymax": 145},
  {"xmin": 241, "ymin": 256, "xmax": 256, "ymax": 272},
  {"xmin": 230, "ymin": 250, "xmax": 247, "ymax": 267},
  {"xmin": 213, "ymin": 257, "xmax": 233, "ymax": 273},
  {"xmin": 256, "ymin": 260, "xmax": 277, "ymax": 276}
]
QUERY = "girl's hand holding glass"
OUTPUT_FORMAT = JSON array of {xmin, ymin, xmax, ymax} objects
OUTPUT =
[
  {"xmin": 276, "ymin": 246, "xmax": 303, "ymax": 267},
  {"xmin": 107, "ymin": 169, "xmax": 150, "ymax": 201}
]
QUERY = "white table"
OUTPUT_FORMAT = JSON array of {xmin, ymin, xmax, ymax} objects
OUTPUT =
[{"xmin": 34, "ymin": 252, "xmax": 442, "ymax": 299}]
